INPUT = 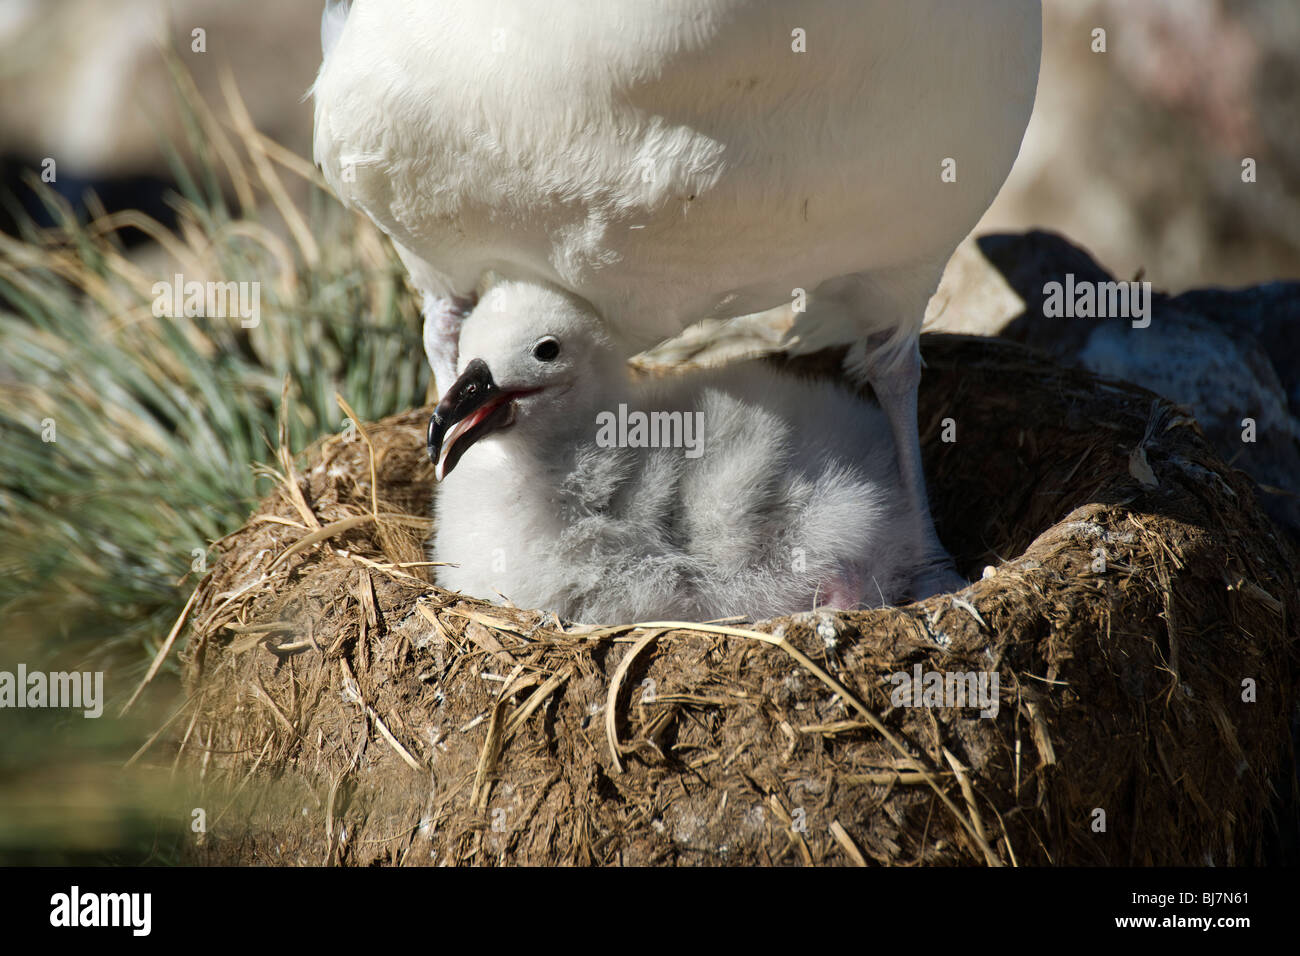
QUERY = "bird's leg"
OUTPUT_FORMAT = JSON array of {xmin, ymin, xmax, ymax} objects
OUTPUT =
[
  {"xmin": 846, "ymin": 334, "xmax": 966, "ymax": 600},
  {"xmin": 422, "ymin": 292, "xmax": 478, "ymax": 400}
]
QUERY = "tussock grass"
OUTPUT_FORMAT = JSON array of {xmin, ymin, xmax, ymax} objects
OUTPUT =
[{"xmin": 0, "ymin": 64, "xmax": 426, "ymax": 689}]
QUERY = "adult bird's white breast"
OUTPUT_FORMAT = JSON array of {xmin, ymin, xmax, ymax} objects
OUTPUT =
[{"xmin": 313, "ymin": 0, "xmax": 1041, "ymax": 355}]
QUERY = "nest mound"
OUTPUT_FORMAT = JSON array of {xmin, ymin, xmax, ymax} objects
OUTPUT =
[{"xmin": 179, "ymin": 334, "xmax": 1298, "ymax": 866}]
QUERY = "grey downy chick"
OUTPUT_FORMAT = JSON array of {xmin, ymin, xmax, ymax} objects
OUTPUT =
[{"xmin": 427, "ymin": 281, "xmax": 928, "ymax": 623}]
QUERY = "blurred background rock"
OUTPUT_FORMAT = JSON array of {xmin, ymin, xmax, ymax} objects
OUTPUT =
[
  {"xmin": 0, "ymin": 0, "xmax": 321, "ymax": 234},
  {"xmin": 943, "ymin": 0, "xmax": 1300, "ymax": 333}
]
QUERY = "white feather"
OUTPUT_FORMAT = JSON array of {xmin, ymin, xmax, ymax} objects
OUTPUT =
[{"xmin": 319, "ymin": 0, "xmax": 351, "ymax": 62}]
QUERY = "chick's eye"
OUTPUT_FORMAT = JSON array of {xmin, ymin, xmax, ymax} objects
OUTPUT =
[{"xmin": 532, "ymin": 337, "xmax": 560, "ymax": 362}]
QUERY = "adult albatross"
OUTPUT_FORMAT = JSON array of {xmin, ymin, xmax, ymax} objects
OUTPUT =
[{"xmin": 312, "ymin": 0, "xmax": 1042, "ymax": 597}]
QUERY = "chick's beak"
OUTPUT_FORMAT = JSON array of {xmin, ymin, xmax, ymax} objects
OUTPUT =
[{"xmin": 426, "ymin": 358, "xmax": 514, "ymax": 480}]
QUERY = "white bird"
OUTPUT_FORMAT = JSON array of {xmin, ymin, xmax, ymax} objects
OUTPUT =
[
  {"xmin": 428, "ymin": 281, "xmax": 926, "ymax": 622},
  {"xmin": 313, "ymin": 0, "xmax": 1042, "ymax": 597}
]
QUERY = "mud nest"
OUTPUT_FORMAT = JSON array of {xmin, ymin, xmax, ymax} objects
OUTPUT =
[{"xmin": 177, "ymin": 334, "xmax": 1298, "ymax": 866}]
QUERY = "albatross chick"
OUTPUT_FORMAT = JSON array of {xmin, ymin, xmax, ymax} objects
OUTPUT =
[{"xmin": 428, "ymin": 282, "xmax": 929, "ymax": 623}]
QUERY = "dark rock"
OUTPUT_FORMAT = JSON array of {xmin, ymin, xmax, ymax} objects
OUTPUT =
[{"xmin": 986, "ymin": 230, "xmax": 1300, "ymax": 539}]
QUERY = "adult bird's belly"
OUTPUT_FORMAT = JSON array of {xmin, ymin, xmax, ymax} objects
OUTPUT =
[{"xmin": 314, "ymin": 0, "xmax": 1040, "ymax": 347}]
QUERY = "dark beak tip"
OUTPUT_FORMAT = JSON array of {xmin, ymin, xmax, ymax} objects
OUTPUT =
[
  {"xmin": 426, "ymin": 412, "xmax": 445, "ymax": 465},
  {"xmin": 425, "ymin": 359, "xmax": 498, "ymax": 473}
]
